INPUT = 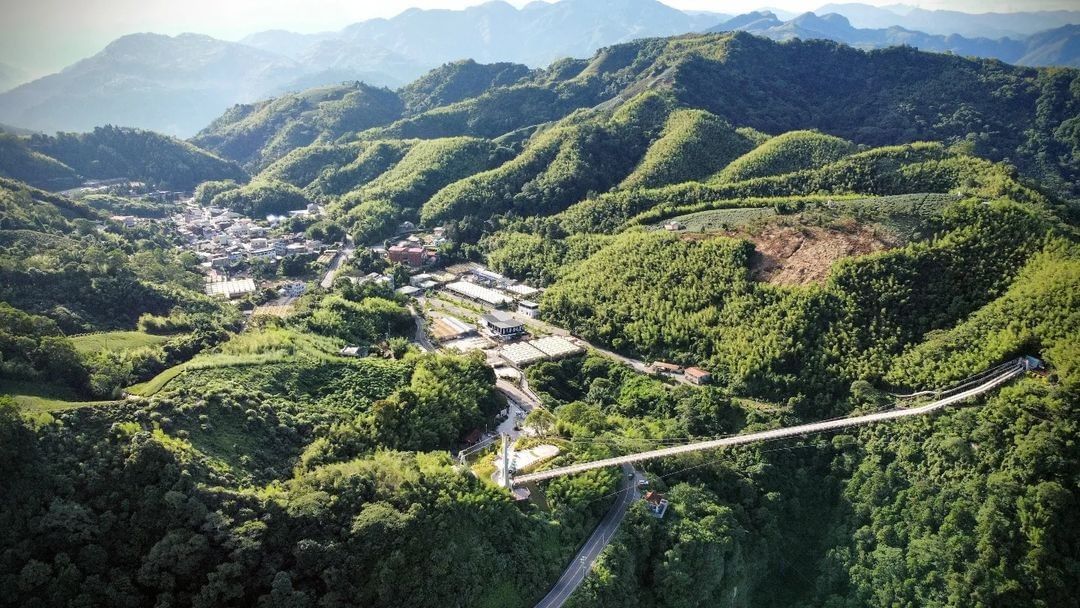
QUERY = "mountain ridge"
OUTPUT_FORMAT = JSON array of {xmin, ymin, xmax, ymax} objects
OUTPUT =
[
  {"xmin": 710, "ymin": 11, "xmax": 1078, "ymax": 67},
  {"xmin": 2, "ymin": 1, "xmax": 1079, "ymax": 138}
]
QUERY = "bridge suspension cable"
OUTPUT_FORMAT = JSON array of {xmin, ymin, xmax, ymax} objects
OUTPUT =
[
  {"xmin": 512, "ymin": 359, "xmax": 1027, "ymax": 486},
  {"xmin": 891, "ymin": 358, "xmax": 1019, "ymax": 399}
]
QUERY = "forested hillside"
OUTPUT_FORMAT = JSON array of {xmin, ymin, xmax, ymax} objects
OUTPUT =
[
  {"xmin": 0, "ymin": 133, "xmax": 79, "ymax": 190},
  {"xmin": 1, "ymin": 26, "xmax": 1078, "ymax": 608},
  {"xmin": 0, "ymin": 126, "xmax": 245, "ymax": 191},
  {"xmin": 192, "ymin": 82, "xmax": 405, "ymax": 170},
  {"xmin": 155, "ymin": 31, "xmax": 1080, "ymax": 277},
  {"xmin": 198, "ymin": 32, "xmax": 1080, "ymax": 203}
]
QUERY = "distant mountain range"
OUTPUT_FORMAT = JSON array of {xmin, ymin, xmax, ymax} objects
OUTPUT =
[
  {"xmin": 710, "ymin": 11, "xmax": 1080, "ymax": 68},
  {"xmin": 816, "ymin": 3, "xmax": 1080, "ymax": 38},
  {"xmin": 0, "ymin": 0, "xmax": 724, "ymax": 136},
  {"xmin": 241, "ymin": 0, "xmax": 722, "ymax": 71},
  {"xmin": 0, "ymin": 34, "xmax": 310, "ymax": 137},
  {"xmin": 0, "ymin": 0, "xmax": 1076, "ymax": 137}
]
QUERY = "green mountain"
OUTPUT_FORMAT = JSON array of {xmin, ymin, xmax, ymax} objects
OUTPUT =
[
  {"xmin": 0, "ymin": 125, "xmax": 245, "ymax": 191},
  {"xmin": 398, "ymin": 59, "xmax": 534, "ymax": 114},
  {"xmin": 192, "ymin": 82, "xmax": 405, "ymax": 171},
  {"xmin": 207, "ymin": 32, "xmax": 1080, "ymax": 204},
  {"xmin": 0, "ymin": 27, "xmax": 1077, "ymax": 608},
  {"xmin": 713, "ymin": 129, "xmax": 856, "ymax": 183},
  {"xmin": 0, "ymin": 133, "xmax": 79, "ymax": 190}
]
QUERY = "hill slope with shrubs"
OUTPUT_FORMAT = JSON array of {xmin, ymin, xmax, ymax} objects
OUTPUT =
[{"xmin": 1, "ymin": 29, "xmax": 1077, "ymax": 608}]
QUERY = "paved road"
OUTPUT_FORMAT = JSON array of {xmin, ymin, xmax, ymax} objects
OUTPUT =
[
  {"xmin": 496, "ymin": 384, "xmax": 534, "ymax": 442},
  {"xmin": 534, "ymin": 464, "xmax": 642, "ymax": 608},
  {"xmin": 515, "ymin": 362, "xmax": 1025, "ymax": 485},
  {"xmin": 408, "ymin": 304, "xmax": 436, "ymax": 352},
  {"xmin": 319, "ymin": 237, "xmax": 354, "ymax": 289},
  {"xmin": 497, "ymin": 379, "xmax": 542, "ymax": 411}
]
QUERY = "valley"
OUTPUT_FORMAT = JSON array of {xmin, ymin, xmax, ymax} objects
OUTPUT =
[{"xmin": 0, "ymin": 22, "xmax": 1077, "ymax": 608}]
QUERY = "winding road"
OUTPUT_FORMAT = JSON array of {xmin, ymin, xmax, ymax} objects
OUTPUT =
[
  {"xmin": 526, "ymin": 359, "xmax": 1029, "ymax": 607},
  {"xmin": 407, "ymin": 304, "xmax": 436, "ymax": 352},
  {"xmin": 533, "ymin": 464, "xmax": 643, "ymax": 608},
  {"xmin": 319, "ymin": 236, "xmax": 354, "ymax": 289}
]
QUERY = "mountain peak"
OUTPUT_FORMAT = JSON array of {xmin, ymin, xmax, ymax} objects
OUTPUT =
[
  {"xmin": 712, "ymin": 11, "xmax": 782, "ymax": 32},
  {"xmin": 793, "ymin": 11, "xmax": 854, "ymax": 33}
]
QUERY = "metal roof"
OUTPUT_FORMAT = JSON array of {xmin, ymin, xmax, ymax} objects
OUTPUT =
[
  {"xmin": 529, "ymin": 336, "xmax": 583, "ymax": 359},
  {"xmin": 446, "ymin": 281, "xmax": 513, "ymax": 306}
]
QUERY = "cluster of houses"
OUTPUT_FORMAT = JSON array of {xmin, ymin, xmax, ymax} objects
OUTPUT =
[
  {"xmin": 172, "ymin": 203, "xmax": 329, "ymax": 270},
  {"xmin": 395, "ymin": 263, "xmax": 541, "ymax": 313},
  {"xmin": 385, "ymin": 226, "xmax": 449, "ymax": 267},
  {"xmin": 648, "ymin": 361, "xmax": 713, "ymax": 385}
]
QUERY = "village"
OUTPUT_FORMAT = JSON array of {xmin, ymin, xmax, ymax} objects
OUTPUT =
[
  {"xmin": 93, "ymin": 185, "xmax": 716, "ymax": 396},
  {"xmin": 161, "ymin": 201, "xmax": 717, "ymax": 387}
]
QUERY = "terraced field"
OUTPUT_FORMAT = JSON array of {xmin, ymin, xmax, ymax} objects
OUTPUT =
[
  {"xmin": 648, "ymin": 206, "xmax": 777, "ymax": 232},
  {"xmin": 646, "ymin": 193, "xmax": 957, "ymax": 238}
]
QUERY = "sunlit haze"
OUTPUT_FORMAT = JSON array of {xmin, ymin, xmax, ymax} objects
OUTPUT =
[{"xmin": 2, "ymin": 0, "xmax": 1078, "ymax": 76}]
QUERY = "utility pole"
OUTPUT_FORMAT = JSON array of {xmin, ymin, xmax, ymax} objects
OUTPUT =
[{"xmin": 501, "ymin": 433, "xmax": 512, "ymax": 489}]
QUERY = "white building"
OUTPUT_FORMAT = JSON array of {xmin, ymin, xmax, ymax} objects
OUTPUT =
[
  {"xmin": 506, "ymin": 284, "xmax": 540, "ymax": 299},
  {"xmin": 499, "ymin": 342, "xmax": 547, "ymax": 367},
  {"xmin": 517, "ymin": 300, "xmax": 540, "ymax": 319},
  {"xmin": 205, "ymin": 278, "xmax": 257, "ymax": 299},
  {"xmin": 529, "ymin": 336, "xmax": 583, "ymax": 359}
]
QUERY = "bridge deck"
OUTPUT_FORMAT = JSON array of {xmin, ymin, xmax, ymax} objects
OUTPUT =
[{"xmin": 512, "ymin": 362, "xmax": 1024, "ymax": 486}]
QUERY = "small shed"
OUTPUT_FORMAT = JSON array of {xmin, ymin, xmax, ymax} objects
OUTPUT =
[
  {"xmin": 650, "ymin": 361, "xmax": 683, "ymax": 374},
  {"xmin": 643, "ymin": 491, "xmax": 669, "ymax": 518}
]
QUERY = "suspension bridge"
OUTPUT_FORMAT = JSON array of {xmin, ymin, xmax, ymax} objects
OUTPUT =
[
  {"xmin": 524, "ymin": 356, "xmax": 1040, "ymax": 608},
  {"xmin": 510, "ymin": 356, "xmax": 1037, "ymax": 487}
]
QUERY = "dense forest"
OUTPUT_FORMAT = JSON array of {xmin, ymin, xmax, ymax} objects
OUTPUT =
[{"xmin": 0, "ymin": 27, "xmax": 1078, "ymax": 608}]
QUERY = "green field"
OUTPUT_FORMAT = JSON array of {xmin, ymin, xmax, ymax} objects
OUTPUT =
[
  {"xmin": 649, "ymin": 206, "xmax": 777, "ymax": 232},
  {"xmin": 71, "ymin": 330, "xmax": 175, "ymax": 355},
  {"xmin": 0, "ymin": 378, "xmax": 119, "ymax": 413},
  {"xmin": 646, "ymin": 193, "xmax": 957, "ymax": 239},
  {"xmin": 126, "ymin": 327, "xmax": 351, "ymax": 396},
  {"xmin": 835, "ymin": 193, "xmax": 958, "ymax": 241}
]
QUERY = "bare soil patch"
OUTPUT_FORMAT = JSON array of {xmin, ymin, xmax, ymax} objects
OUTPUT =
[{"xmin": 743, "ymin": 223, "xmax": 897, "ymax": 286}]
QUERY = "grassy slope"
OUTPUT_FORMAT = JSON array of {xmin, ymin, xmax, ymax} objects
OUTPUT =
[{"xmin": 71, "ymin": 331, "xmax": 175, "ymax": 355}]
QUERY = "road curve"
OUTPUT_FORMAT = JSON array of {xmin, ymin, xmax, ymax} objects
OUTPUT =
[
  {"xmin": 408, "ymin": 304, "xmax": 435, "ymax": 352},
  {"xmin": 515, "ymin": 363, "xmax": 1024, "ymax": 485},
  {"xmin": 534, "ymin": 464, "xmax": 641, "ymax": 608}
]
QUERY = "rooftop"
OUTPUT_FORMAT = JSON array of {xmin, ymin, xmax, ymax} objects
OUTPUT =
[
  {"xmin": 205, "ymin": 278, "xmax": 256, "ymax": 298},
  {"xmin": 446, "ymin": 281, "xmax": 513, "ymax": 306},
  {"xmin": 499, "ymin": 342, "xmax": 547, "ymax": 366},
  {"xmin": 506, "ymin": 284, "xmax": 540, "ymax": 297},
  {"xmin": 483, "ymin": 310, "xmax": 524, "ymax": 330},
  {"xmin": 432, "ymin": 315, "xmax": 475, "ymax": 341},
  {"xmin": 529, "ymin": 336, "xmax": 582, "ymax": 359}
]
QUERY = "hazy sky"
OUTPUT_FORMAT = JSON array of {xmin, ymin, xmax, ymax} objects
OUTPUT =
[{"xmin": 1, "ymin": 0, "xmax": 1078, "ymax": 76}]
